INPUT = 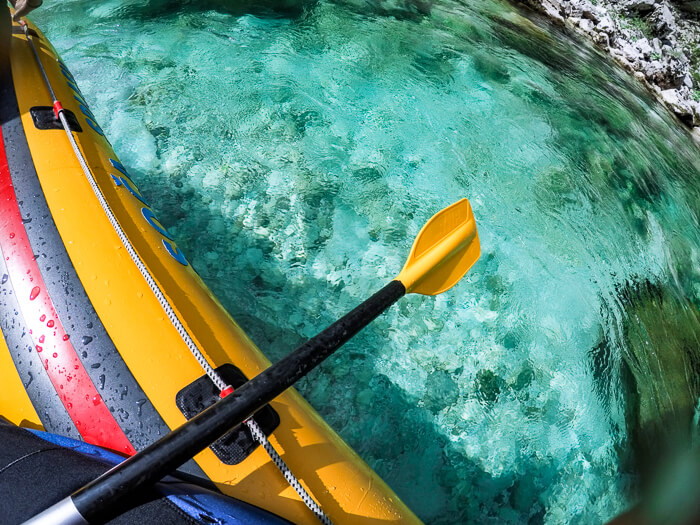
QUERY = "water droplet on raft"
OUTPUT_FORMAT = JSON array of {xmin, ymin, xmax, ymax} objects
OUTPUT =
[
  {"xmin": 44, "ymin": 361, "xmax": 48, "ymax": 370},
  {"xmin": 67, "ymin": 402, "xmax": 72, "ymax": 409},
  {"xmin": 81, "ymin": 336, "xmax": 93, "ymax": 345},
  {"xmin": 92, "ymin": 395, "xmax": 101, "ymax": 406},
  {"xmin": 29, "ymin": 286, "xmax": 40, "ymax": 300},
  {"xmin": 47, "ymin": 320, "xmax": 54, "ymax": 328},
  {"xmin": 36, "ymin": 345, "xmax": 42, "ymax": 352},
  {"xmin": 9, "ymin": 232, "xmax": 14, "ymax": 239},
  {"xmin": 38, "ymin": 335, "xmax": 45, "ymax": 343},
  {"xmin": 81, "ymin": 351, "xmax": 87, "ymax": 358},
  {"xmin": 63, "ymin": 334, "xmax": 70, "ymax": 341},
  {"xmin": 98, "ymin": 374, "xmax": 105, "ymax": 390},
  {"xmin": 135, "ymin": 399, "xmax": 146, "ymax": 417},
  {"xmin": 22, "ymin": 216, "xmax": 31, "ymax": 224},
  {"xmin": 1, "ymin": 274, "xmax": 7, "ymax": 284},
  {"xmin": 39, "ymin": 314, "xmax": 46, "ymax": 322},
  {"xmin": 52, "ymin": 352, "xmax": 57, "ymax": 358}
]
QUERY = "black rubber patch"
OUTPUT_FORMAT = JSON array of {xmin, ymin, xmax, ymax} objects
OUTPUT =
[
  {"xmin": 176, "ymin": 364, "xmax": 280, "ymax": 465},
  {"xmin": 30, "ymin": 106, "xmax": 82, "ymax": 132}
]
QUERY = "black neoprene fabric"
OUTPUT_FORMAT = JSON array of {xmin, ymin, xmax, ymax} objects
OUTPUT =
[{"xmin": 0, "ymin": 422, "xmax": 198, "ymax": 525}]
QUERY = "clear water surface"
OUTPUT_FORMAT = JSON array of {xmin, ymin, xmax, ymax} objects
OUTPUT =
[{"xmin": 31, "ymin": 0, "xmax": 700, "ymax": 523}]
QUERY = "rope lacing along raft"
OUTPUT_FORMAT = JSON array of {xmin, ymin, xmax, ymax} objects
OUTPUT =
[{"xmin": 19, "ymin": 20, "xmax": 332, "ymax": 525}]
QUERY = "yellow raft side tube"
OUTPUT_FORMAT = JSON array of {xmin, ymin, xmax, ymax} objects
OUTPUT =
[{"xmin": 0, "ymin": 16, "xmax": 421, "ymax": 525}]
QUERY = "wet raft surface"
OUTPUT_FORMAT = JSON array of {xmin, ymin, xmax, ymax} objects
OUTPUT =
[{"xmin": 31, "ymin": 0, "xmax": 700, "ymax": 523}]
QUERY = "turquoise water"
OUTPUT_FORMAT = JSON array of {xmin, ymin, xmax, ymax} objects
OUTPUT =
[{"xmin": 32, "ymin": 0, "xmax": 700, "ymax": 523}]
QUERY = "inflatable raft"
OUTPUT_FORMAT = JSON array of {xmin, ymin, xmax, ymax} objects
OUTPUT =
[{"xmin": 0, "ymin": 8, "xmax": 421, "ymax": 524}]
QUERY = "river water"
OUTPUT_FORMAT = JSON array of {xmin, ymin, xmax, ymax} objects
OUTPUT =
[{"xmin": 31, "ymin": 0, "xmax": 700, "ymax": 522}]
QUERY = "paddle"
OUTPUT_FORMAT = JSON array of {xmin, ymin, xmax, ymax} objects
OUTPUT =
[{"xmin": 23, "ymin": 198, "xmax": 480, "ymax": 525}]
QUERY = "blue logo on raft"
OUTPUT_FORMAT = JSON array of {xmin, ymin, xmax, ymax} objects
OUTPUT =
[
  {"xmin": 57, "ymin": 59, "xmax": 106, "ymax": 137},
  {"xmin": 110, "ymin": 159, "xmax": 189, "ymax": 266},
  {"xmin": 56, "ymin": 57, "xmax": 188, "ymax": 267}
]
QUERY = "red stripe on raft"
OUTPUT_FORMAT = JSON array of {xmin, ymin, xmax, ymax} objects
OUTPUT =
[{"xmin": 0, "ymin": 131, "xmax": 136, "ymax": 455}]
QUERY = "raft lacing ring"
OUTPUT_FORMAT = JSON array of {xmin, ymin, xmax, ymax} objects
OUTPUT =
[{"xmin": 20, "ymin": 21, "xmax": 332, "ymax": 525}]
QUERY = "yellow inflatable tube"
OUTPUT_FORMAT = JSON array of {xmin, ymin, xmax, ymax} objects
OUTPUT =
[{"xmin": 0, "ymin": 11, "xmax": 420, "ymax": 525}]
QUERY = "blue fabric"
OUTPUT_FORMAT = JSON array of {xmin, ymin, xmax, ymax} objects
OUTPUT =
[
  {"xmin": 27, "ymin": 428, "xmax": 126, "ymax": 465},
  {"xmin": 162, "ymin": 483, "xmax": 293, "ymax": 525},
  {"xmin": 28, "ymin": 430, "xmax": 291, "ymax": 525}
]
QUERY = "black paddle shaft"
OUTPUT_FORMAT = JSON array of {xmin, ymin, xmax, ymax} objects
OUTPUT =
[{"xmin": 72, "ymin": 279, "xmax": 406, "ymax": 522}]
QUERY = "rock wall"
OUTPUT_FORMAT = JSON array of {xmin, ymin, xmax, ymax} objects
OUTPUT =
[{"xmin": 515, "ymin": 0, "xmax": 700, "ymax": 142}]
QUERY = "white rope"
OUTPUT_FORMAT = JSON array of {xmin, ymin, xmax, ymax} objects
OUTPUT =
[
  {"xmin": 247, "ymin": 419, "xmax": 332, "ymax": 524},
  {"xmin": 22, "ymin": 22, "xmax": 332, "ymax": 524}
]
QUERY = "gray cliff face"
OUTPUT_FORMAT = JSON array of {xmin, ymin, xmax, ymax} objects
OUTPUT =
[{"xmin": 515, "ymin": 0, "xmax": 700, "ymax": 141}]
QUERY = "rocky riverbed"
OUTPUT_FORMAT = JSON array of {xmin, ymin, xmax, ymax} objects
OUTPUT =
[{"xmin": 515, "ymin": 0, "xmax": 700, "ymax": 142}]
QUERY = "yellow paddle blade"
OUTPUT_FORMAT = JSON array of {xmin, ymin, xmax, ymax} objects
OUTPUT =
[{"xmin": 396, "ymin": 198, "xmax": 480, "ymax": 295}]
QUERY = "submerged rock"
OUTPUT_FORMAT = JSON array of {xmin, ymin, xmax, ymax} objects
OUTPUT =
[
  {"xmin": 423, "ymin": 369, "xmax": 460, "ymax": 413},
  {"xmin": 591, "ymin": 279, "xmax": 700, "ymax": 481},
  {"xmin": 474, "ymin": 369, "xmax": 506, "ymax": 405},
  {"xmin": 338, "ymin": 0, "xmax": 432, "ymax": 18}
]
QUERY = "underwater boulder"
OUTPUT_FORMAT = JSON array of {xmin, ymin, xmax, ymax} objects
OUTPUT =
[
  {"xmin": 92, "ymin": 0, "xmax": 316, "ymax": 20},
  {"xmin": 592, "ymin": 279, "xmax": 700, "ymax": 482},
  {"xmin": 198, "ymin": 0, "xmax": 317, "ymax": 16},
  {"xmin": 335, "ymin": 0, "xmax": 432, "ymax": 19}
]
